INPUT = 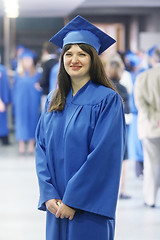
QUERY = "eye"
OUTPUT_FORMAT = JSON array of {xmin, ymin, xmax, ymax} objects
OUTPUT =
[
  {"xmin": 79, "ymin": 53, "xmax": 86, "ymax": 56},
  {"xmin": 65, "ymin": 53, "xmax": 72, "ymax": 56}
]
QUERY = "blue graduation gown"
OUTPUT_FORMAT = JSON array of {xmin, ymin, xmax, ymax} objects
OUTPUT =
[
  {"xmin": 0, "ymin": 65, "xmax": 11, "ymax": 136},
  {"xmin": 13, "ymin": 71, "xmax": 42, "ymax": 141},
  {"xmin": 35, "ymin": 80, "xmax": 125, "ymax": 240},
  {"xmin": 128, "ymin": 70, "xmax": 144, "ymax": 161}
]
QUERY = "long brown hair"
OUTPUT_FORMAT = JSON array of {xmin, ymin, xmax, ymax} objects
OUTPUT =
[{"xmin": 49, "ymin": 43, "xmax": 116, "ymax": 112}]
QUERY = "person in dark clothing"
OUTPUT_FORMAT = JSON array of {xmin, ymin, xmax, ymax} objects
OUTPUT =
[
  {"xmin": 39, "ymin": 42, "xmax": 58, "ymax": 110},
  {"xmin": 106, "ymin": 56, "xmax": 131, "ymax": 199}
]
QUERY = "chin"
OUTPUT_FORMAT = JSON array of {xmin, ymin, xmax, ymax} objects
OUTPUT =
[{"xmin": 70, "ymin": 73, "xmax": 82, "ymax": 78}]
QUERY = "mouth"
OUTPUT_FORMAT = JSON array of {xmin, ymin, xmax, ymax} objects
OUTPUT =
[{"xmin": 70, "ymin": 66, "xmax": 82, "ymax": 71}]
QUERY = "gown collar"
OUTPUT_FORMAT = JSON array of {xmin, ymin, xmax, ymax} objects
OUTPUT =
[
  {"xmin": 65, "ymin": 80, "xmax": 112, "ymax": 106},
  {"xmin": 66, "ymin": 80, "xmax": 91, "ymax": 104}
]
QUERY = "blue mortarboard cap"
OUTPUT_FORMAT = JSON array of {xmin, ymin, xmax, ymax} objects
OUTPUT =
[
  {"xmin": 16, "ymin": 45, "xmax": 25, "ymax": 50},
  {"xmin": 50, "ymin": 15, "xmax": 116, "ymax": 55},
  {"xmin": 20, "ymin": 49, "xmax": 36, "ymax": 59},
  {"xmin": 125, "ymin": 52, "xmax": 141, "ymax": 67},
  {"xmin": 147, "ymin": 45, "xmax": 159, "ymax": 57}
]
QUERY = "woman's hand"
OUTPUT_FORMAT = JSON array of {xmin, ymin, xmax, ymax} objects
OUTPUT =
[
  {"xmin": 56, "ymin": 203, "xmax": 75, "ymax": 220},
  {"xmin": 34, "ymin": 82, "xmax": 42, "ymax": 91},
  {"xmin": 45, "ymin": 199, "xmax": 62, "ymax": 215}
]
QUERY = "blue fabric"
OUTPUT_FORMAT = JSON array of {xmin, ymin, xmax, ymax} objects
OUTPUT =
[
  {"xmin": 35, "ymin": 80, "xmax": 125, "ymax": 240},
  {"xmin": 128, "ymin": 69, "xmax": 145, "ymax": 161},
  {"xmin": 0, "ymin": 65, "xmax": 11, "ymax": 136},
  {"xmin": 128, "ymin": 114, "xmax": 143, "ymax": 161},
  {"xmin": 46, "ymin": 210, "xmax": 115, "ymax": 240},
  {"xmin": 49, "ymin": 62, "xmax": 59, "ymax": 92},
  {"xmin": 63, "ymin": 30, "xmax": 101, "ymax": 54},
  {"xmin": 148, "ymin": 45, "xmax": 159, "ymax": 56},
  {"xmin": 125, "ymin": 52, "xmax": 142, "ymax": 67},
  {"xmin": 13, "ymin": 71, "xmax": 42, "ymax": 141},
  {"xmin": 20, "ymin": 49, "xmax": 36, "ymax": 59},
  {"xmin": 50, "ymin": 15, "xmax": 116, "ymax": 55}
]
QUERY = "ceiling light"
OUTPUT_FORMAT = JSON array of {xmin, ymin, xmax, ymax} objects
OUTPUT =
[{"xmin": 4, "ymin": 0, "xmax": 19, "ymax": 18}]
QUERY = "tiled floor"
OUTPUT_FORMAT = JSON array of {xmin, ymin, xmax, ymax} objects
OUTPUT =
[{"xmin": 0, "ymin": 138, "xmax": 160, "ymax": 240}]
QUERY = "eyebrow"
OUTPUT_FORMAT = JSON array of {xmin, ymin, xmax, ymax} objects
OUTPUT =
[{"xmin": 65, "ymin": 50, "xmax": 86, "ymax": 54}]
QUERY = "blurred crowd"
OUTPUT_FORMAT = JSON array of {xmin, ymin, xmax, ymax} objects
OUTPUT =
[
  {"xmin": 0, "ymin": 42, "xmax": 60, "ymax": 154},
  {"xmin": 0, "ymin": 41, "xmax": 160, "ymax": 207}
]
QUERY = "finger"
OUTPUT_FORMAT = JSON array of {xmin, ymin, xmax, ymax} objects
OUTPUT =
[
  {"xmin": 48, "ymin": 206, "xmax": 57, "ymax": 215},
  {"xmin": 56, "ymin": 210, "xmax": 60, "ymax": 218},
  {"xmin": 69, "ymin": 216, "xmax": 73, "ymax": 220},
  {"xmin": 69, "ymin": 211, "xmax": 75, "ymax": 220},
  {"xmin": 46, "ymin": 200, "xmax": 58, "ymax": 209},
  {"xmin": 60, "ymin": 214, "xmax": 65, "ymax": 219},
  {"xmin": 47, "ymin": 204, "xmax": 59, "ymax": 215},
  {"xmin": 52, "ymin": 203, "xmax": 59, "ymax": 211},
  {"xmin": 51, "ymin": 206, "xmax": 59, "ymax": 212},
  {"xmin": 49, "ymin": 209, "xmax": 56, "ymax": 215}
]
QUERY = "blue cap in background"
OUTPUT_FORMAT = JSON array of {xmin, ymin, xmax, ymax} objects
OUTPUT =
[
  {"xmin": 20, "ymin": 49, "xmax": 36, "ymax": 59},
  {"xmin": 147, "ymin": 45, "xmax": 159, "ymax": 57},
  {"xmin": 125, "ymin": 52, "xmax": 142, "ymax": 67}
]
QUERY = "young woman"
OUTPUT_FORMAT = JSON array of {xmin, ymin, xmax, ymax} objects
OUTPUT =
[
  {"xmin": 35, "ymin": 15, "xmax": 126, "ymax": 240},
  {"xmin": 13, "ymin": 50, "xmax": 42, "ymax": 154}
]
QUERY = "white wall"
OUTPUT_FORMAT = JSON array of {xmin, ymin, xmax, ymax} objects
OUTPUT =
[{"xmin": 139, "ymin": 32, "xmax": 160, "ymax": 51}]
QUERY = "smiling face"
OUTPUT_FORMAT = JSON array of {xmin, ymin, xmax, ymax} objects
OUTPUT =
[{"xmin": 63, "ymin": 44, "xmax": 91, "ymax": 81}]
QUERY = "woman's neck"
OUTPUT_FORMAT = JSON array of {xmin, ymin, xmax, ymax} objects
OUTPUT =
[{"xmin": 71, "ymin": 77, "xmax": 90, "ymax": 96}]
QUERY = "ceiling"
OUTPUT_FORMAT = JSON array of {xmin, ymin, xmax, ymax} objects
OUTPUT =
[
  {"xmin": 0, "ymin": 0, "xmax": 85, "ymax": 17},
  {"xmin": 75, "ymin": 0, "xmax": 160, "ymax": 16},
  {"xmin": 0, "ymin": 0, "xmax": 160, "ymax": 18}
]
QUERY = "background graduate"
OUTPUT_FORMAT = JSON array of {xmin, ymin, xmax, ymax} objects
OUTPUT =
[
  {"xmin": 35, "ymin": 15, "xmax": 126, "ymax": 240},
  {"xmin": 0, "ymin": 63, "xmax": 11, "ymax": 145},
  {"xmin": 125, "ymin": 52, "xmax": 145, "ymax": 178},
  {"xmin": 106, "ymin": 55, "xmax": 131, "ymax": 200},
  {"xmin": 13, "ymin": 50, "xmax": 42, "ymax": 154}
]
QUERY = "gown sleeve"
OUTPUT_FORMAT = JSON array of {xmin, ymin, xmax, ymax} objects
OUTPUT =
[
  {"xmin": 62, "ymin": 92, "xmax": 126, "ymax": 219},
  {"xmin": 35, "ymin": 98, "xmax": 60, "ymax": 211}
]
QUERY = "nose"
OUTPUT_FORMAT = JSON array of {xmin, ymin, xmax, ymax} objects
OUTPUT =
[{"xmin": 71, "ymin": 55, "xmax": 79, "ymax": 64}]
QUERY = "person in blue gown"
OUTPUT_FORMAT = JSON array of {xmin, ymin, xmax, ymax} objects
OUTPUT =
[
  {"xmin": 13, "ymin": 50, "xmax": 42, "ymax": 154},
  {"xmin": 106, "ymin": 56, "xmax": 131, "ymax": 200},
  {"xmin": 147, "ymin": 45, "xmax": 159, "ymax": 69},
  {"xmin": 125, "ymin": 52, "xmax": 145, "ymax": 178},
  {"xmin": 0, "ymin": 64, "xmax": 11, "ymax": 145},
  {"xmin": 11, "ymin": 45, "xmax": 26, "ymax": 71},
  {"xmin": 35, "ymin": 15, "xmax": 126, "ymax": 240}
]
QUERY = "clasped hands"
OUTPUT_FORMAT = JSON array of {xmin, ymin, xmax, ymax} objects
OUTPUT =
[{"xmin": 45, "ymin": 199, "xmax": 75, "ymax": 220}]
